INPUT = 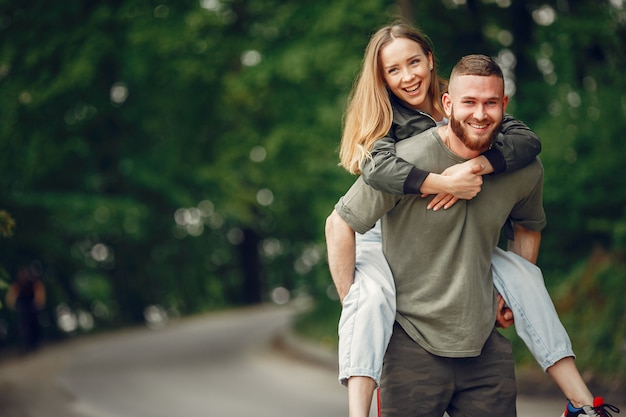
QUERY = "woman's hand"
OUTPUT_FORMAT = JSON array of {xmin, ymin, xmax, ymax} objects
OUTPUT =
[
  {"xmin": 426, "ymin": 193, "xmax": 458, "ymax": 211},
  {"xmin": 423, "ymin": 162, "xmax": 483, "ymax": 210}
]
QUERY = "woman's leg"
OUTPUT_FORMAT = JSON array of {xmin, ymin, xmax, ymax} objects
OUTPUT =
[
  {"xmin": 338, "ymin": 225, "xmax": 396, "ymax": 417},
  {"xmin": 348, "ymin": 377, "xmax": 377, "ymax": 417},
  {"xmin": 547, "ymin": 357, "xmax": 594, "ymax": 408},
  {"xmin": 490, "ymin": 247, "xmax": 594, "ymax": 407}
]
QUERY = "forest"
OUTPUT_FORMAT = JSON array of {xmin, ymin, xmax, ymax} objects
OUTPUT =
[{"xmin": 0, "ymin": 0, "xmax": 624, "ymax": 385}]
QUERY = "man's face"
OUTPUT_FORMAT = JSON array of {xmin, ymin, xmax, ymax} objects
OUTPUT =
[{"xmin": 444, "ymin": 75, "xmax": 508, "ymax": 153}]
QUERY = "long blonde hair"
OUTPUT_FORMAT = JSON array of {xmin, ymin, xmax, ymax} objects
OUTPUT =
[{"xmin": 339, "ymin": 21, "xmax": 447, "ymax": 174}]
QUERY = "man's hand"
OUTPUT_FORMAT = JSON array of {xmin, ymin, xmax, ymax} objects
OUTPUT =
[{"xmin": 495, "ymin": 294, "xmax": 514, "ymax": 328}]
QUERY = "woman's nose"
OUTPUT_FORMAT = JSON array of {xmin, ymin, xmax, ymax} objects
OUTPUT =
[{"xmin": 401, "ymin": 68, "xmax": 415, "ymax": 82}]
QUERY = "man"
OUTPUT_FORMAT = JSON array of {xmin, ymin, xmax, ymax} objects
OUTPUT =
[{"xmin": 325, "ymin": 54, "xmax": 545, "ymax": 416}]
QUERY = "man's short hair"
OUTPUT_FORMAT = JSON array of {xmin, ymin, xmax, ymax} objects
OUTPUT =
[{"xmin": 450, "ymin": 54, "xmax": 503, "ymax": 80}]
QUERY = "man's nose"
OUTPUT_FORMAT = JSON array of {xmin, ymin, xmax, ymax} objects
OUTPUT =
[{"xmin": 473, "ymin": 105, "xmax": 486, "ymax": 119}]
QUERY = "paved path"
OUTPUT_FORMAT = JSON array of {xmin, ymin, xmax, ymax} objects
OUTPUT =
[{"xmin": 0, "ymin": 305, "xmax": 620, "ymax": 417}]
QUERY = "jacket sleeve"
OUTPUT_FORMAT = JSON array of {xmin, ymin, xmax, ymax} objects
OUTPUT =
[
  {"xmin": 361, "ymin": 135, "xmax": 429, "ymax": 195},
  {"xmin": 482, "ymin": 114, "xmax": 542, "ymax": 174}
]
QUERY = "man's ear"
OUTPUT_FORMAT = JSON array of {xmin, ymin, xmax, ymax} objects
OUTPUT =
[
  {"xmin": 502, "ymin": 95, "xmax": 509, "ymax": 113},
  {"xmin": 442, "ymin": 92, "xmax": 452, "ymax": 117}
]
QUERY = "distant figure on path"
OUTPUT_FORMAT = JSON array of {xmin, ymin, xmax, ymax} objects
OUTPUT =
[{"xmin": 5, "ymin": 265, "xmax": 46, "ymax": 353}]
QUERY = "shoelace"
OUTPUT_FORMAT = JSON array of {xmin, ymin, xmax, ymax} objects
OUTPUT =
[{"xmin": 594, "ymin": 402, "xmax": 621, "ymax": 417}]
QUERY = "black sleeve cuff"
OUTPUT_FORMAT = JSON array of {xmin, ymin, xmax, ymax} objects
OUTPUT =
[
  {"xmin": 403, "ymin": 167, "xmax": 430, "ymax": 194},
  {"xmin": 482, "ymin": 147, "xmax": 507, "ymax": 174}
]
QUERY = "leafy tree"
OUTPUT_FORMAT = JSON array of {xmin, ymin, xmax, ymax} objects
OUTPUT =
[{"xmin": 0, "ymin": 0, "xmax": 391, "ymax": 337}]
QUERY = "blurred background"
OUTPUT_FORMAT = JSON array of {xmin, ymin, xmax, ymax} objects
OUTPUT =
[{"xmin": 0, "ymin": 0, "xmax": 624, "ymax": 392}]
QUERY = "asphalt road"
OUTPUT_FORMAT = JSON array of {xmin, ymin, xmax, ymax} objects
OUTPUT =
[
  {"xmin": 58, "ymin": 305, "xmax": 347, "ymax": 417},
  {"xmin": 0, "ymin": 304, "xmax": 617, "ymax": 417}
]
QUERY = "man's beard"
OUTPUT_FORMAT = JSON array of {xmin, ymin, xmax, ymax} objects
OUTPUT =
[{"xmin": 449, "ymin": 108, "xmax": 502, "ymax": 153}]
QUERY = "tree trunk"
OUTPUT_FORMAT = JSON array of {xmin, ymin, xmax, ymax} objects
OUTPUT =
[{"xmin": 240, "ymin": 228, "xmax": 262, "ymax": 304}]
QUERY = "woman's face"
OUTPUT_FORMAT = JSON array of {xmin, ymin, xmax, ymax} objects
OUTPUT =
[{"xmin": 379, "ymin": 37, "xmax": 433, "ymax": 111}]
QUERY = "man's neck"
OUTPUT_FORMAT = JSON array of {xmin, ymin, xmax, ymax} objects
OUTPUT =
[{"xmin": 438, "ymin": 125, "xmax": 481, "ymax": 159}]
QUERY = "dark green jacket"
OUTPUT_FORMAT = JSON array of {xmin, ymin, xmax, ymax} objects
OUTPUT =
[{"xmin": 361, "ymin": 92, "xmax": 542, "ymax": 194}]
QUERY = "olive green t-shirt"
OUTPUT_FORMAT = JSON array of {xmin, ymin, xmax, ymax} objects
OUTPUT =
[{"xmin": 335, "ymin": 127, "xmax": 546, "ymax": 357}]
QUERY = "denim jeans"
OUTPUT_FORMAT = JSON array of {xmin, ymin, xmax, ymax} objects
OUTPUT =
[
  {"xmin": 491, "ymin": 247, "xmax": 574, "ymax": 370},
  {"xmin": 338, "ymin": 222, "xmax": 395, "ymax": 386},
  {"xmin": 337, "ymin": 222, "xmax": 574, "ymax": 386}
]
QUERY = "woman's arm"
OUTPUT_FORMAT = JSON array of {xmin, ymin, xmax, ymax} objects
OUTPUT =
[
  {"xmin": 429, "ymin": 115, "xmax": 542, "ymax": 210},
  {"xmin": 361, "ymin": 135, "xmax": 428, "ymax": 195},
  {"xmin": 361, "ymin": 114, "xmax": 541, "ymax": 203},
  {"xmin": 361, "ymin": 135, "xmax": 482, "ymax": 197},
  {"xmin": 441, "ymin": 115, "xmax": 542, "ymax": 178},
  {"xmin": 483, "ymin": 114, "xmax": 542, "ymax": 174}
]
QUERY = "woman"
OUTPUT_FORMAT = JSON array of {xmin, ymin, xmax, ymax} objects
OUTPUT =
[{"xmin": 336, "ymin": 21, "xmax": 616, "ymax": 417}]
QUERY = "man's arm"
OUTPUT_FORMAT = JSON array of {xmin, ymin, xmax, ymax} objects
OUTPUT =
[
  {"xmin": 507, "ymin": 222, "xmax": 541, "ymax": 264},
  {"xmin": 496, "ymin": 223, "xmax": 542, "ymax": 328},
  {"xmin": 325, "ymin": 210, "xmax": 357, "ymax": 303}
]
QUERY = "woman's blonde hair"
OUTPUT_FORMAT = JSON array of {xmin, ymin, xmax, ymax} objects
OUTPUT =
[{"xmin": 339, "ymin": 21, "xmax": 447, "ymax": 174}]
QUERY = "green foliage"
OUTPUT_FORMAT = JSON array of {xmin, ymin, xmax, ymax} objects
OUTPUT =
[
  {"xmin": 0, "ymin": 0, "xmax": 391, "ymax": 336},
  {"xmin": 504, "ymin": 248, "xmax": 626, "ymax": 381},
  {"xmin": 0, "ymin": 210, "xmax": 15, "ymax": 238},
  {"xmin": 554, "ymin": 250, "xmax": 626, "ymax": 378},
  {"xmin": 529, "ymin": 1, "xmax": 626, "ymax": 275}
]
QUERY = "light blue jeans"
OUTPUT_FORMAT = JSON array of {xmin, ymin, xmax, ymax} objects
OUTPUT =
[{"xmin": 337, "ymin": 222, "xmax": 574, "ymax": 386}]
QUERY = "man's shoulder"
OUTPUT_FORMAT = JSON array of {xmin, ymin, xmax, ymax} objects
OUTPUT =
[
  {"xmin": 489, "ymin": 157, "xmax": 544, "ymax": 193},
  {"xmin": 395, "ymin": 126, "xmax": 439, "ymax": 153},
  {"xmin": 513, "ymin": 156, "xmax": 544, "ymax": 176}
]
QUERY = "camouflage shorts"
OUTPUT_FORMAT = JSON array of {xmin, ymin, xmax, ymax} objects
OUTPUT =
[{"xmin": 379, "ymin": 323, "xmax": 517, "ymax": 417}]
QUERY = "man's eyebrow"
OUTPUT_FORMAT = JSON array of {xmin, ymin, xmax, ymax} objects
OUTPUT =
[{"xmin": 458, "ymin": 95, "xmax": 502, "ymax": 100}]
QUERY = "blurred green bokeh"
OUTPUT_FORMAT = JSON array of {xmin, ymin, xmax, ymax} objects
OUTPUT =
[{"xmin": 0, "ymin": 0, "xmax": 624, "ymax": 383}]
